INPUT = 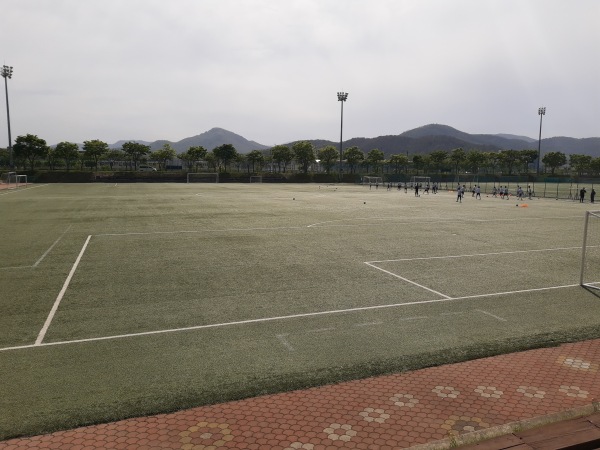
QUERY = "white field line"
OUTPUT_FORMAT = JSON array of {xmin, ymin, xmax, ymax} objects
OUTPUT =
[
  {"xmin": 0, "ymin": 225, "xmax": 73, "ymax": 270},
  {"xmin": 307, "ymin": 215, "xmax": 581, "ymax": 229},
  {"xmin": 476, "ymin": 309, "xmax": 507, "ymax": 322},
  {"xmin": 34, "ymin": 235, "xmax": 92, "ymax": 345},
  {"xmin": 366, "ymin": 245, "xmax": 587, "ymax": 264},
  {"xmin": 33, "ymin": 225, "xmax": 72, "ymax": 267},
  {"xmin": 1, "ymin": 282, "xmax": 580, "ymax": 353},
  {"xmin": 0, "ymin": 184, "xmax": 49, "ymax": 196},
  {"xmin": 364, "ymin": 261, "xmax": 452, "ymax": 299}
]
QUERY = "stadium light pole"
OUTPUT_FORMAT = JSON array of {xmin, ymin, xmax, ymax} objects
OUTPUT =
[
  {"xmin": 1, "ymin": 65, "xmax": 13, "ymax": 168},
  {"xmin": 337, "ymin": 92, "xmax": 348, "ymax": 182},
  {"xmin": 536, "ymin": 106, "xmax": 546, "ymax": 175}
]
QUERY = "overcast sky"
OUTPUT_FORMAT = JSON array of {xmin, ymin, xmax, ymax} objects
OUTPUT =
[{"xmin": 1, "ymin": 0, "xmax": 599, "ymax": 147}]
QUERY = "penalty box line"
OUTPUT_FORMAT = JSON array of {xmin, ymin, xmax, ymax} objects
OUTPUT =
[
  {"xmin": 1, "ymin": 283, "xmax": 580, "ymax": 353},
  {"xmin": 35, "ymin": 235, "xmax": 92, "ymax": 345}
]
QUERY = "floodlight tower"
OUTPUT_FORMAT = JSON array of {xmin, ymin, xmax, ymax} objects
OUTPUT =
[
  {"xmin": 337, "ymin": 91, "xmax": 348, "ymax": 181},
  {"xmin": 537, "ymin": 106, "xmax": 546, "ymax": 175},
  {"xmin": 1, "ymin": 65, "xmax": 13, "ymax": 168}
]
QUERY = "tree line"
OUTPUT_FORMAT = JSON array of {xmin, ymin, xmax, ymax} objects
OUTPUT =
[{"xmin": 1, "ymin": 133, "xmax": 597, "ymax": 177}]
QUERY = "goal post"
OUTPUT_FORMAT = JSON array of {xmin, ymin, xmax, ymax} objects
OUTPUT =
[
  {"xmin": 362, "ymin": 176, "xmax": 383, "ymax": 185},
  {"xmin": 581, "ymin": 210, "xmax": 600, "ymax": 289},
  {"xmin": 16, "ymin": 175, "xmax": 27, "ymax": 187},
  {"xmin": 187, "ymin": 173, "xmax": 219, "ymax": 183},
  {"xmin": 410, "ymin": 176, "xmax": 430, "ymax": 187}
]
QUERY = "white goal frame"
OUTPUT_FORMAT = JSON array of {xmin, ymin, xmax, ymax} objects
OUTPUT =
[
  {"xmin": 362, "ymin": 176, "xmax": 383, "ymax": 185},
  {"xmin": 187, "ymin": 173, "xmax": 219, "ymax": 183},
  {"xmin": 580, "ymin": 210, "xmax": 600, "ymax": 289},
  {"xmin": 410, "ymin": 176, "xmax": 431, "ymax": 187},
  {"xmin": 16, "ymin": 174, "xmax": 27, "ymax": 186},
  {"xmin": 249, "ymin": 176, "xmax": 262, "ymax": 183}
]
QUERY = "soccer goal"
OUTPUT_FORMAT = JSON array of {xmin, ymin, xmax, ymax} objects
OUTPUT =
[
  {"xmin": 362, "ymin": 176, "xmax": 383, "ymax": 185},
  {"xmin": 580, "ymin": 210, "xmax": 600, "ymax": 289},
  {"xmin": 187, "ymin": 173, "xmax": 219, "ymax": 183},
  {"xmin": 249, "ymin": 176, "xmax": 262, "ymax": 183},
  {"xmin": 410, "ymin": 176, "xmax": 430, "ymax": 187},
  {"xmin": 1, "ymin": 171, "xmax": 16, "ymax": 184}
]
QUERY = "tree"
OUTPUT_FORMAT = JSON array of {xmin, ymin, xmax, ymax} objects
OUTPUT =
[
  {"xmin": 106, "ymin": 149, "xmax": 126, "ymax": 170},
  {"xmin": 518, "ymin": 149, "xmax": 538, "ymax": 173},
  {"xmin": 122, "ymin": 141, "xmax": 151, "ymax": 170},
  {"xmin": 465, "ymin": 150, "xmax": 487, "ymax": 175},
  {"xmin": 497, "ymin": 149, "xmax": 520, "ymax": 175},
  {"xmin": 152, "ymin": 143, "xmax": 177, "ymax": 170},
  {"xmin": 83, "ymin": 139, "xmax": 109, "ymax": 170},
  {"xmin": 389, "ymin": 154, "xmax": 408, "ymax": 174},
  {"xmin": 213, "ymin": 144, "xmax": 238, "ymax": 172},
  {"xmin": 13, "ymin": 134, "xmax": 49, "ymax": 171},
  {"xmin": 246, "ymin": 150, "xmax": 265, "ymax": 173},
  {"xmin": 187, "ymin": 146, "xmax": 207, "ymax": 172},
  {"xmin": 449, "ymin": 148, "xmax": 466, "ymax": 175},
  {"xmin": 429, "ymin": 150, "xmax": 448, "ymax": 174},
  {"xmin": 542, "ymin": 151, "xmax": 567, "ymax": 175},
  {"xmin": 412, "ymin": 154, "xmax": 424, "ymax": 175},
  {"xmin": 590, "ymin": 157, "xmax": 600, "ymax": 176},
  {"xmin": 292, "ymin": 141, "xmax": 315, "ymax": 175},
  {"xmin": 317, "ymin": 145, "xmax": 339, "ymax": 175},
  {"xmin": 178, "ymin": 151, "xmax": 195, "ymax": 171},
  {"xmin": 569, "ymin": 154, "xmax": 592, "ymax": 176},
  {"xmin": 271, "ymin": 145, "xmax": 293, "ymax": 173},
  {"xmin": 205, "ymin": 152, "xmax": 218, "ymax": 172},
  {"xmin": 343, "ymin": 146, "xmax": 364, "ymax": 174},
  {"xmin": 366, "ymin": 148, "xmax": 385, "ymax": 174}
]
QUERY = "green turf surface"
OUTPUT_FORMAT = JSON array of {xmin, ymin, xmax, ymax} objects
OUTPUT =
[{"xmin": 1, "ymin": 182, "xmax": 600, "ymax": 439}]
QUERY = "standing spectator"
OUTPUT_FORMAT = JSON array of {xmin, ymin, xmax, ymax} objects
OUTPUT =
[
  {"xmin": 580, "ymin": 187, "xmax": 586, "ymax": 203},
  {"xmin": 591, "ymin": 188, "xmax": 596, "ymax": 204}
]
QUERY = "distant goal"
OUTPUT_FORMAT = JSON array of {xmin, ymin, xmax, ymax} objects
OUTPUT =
[
  {"xmin": 410, "ymin": 176, "xmax": 430, "ymax": 187},
  {"xmin": 581, "ymin": 210, "xmax": 600, "ymax": 290},
  {"xmin": 187, "ymin": 173, "xmax": 219, "ymax": 183},
  {"xmin": 1, "ymin": 172, "xmax": 27, "ymax": 188},
  {"xmin": 362, "ymin": 176, "xmax": 383, "ymax": 185},
  {"xmin": 249, "ymin": 176, "xmax": 262, "ymax": 183}
]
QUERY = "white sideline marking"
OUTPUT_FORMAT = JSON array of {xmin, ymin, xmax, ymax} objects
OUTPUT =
[
  {"xmin": 0, "ymin": 184, "xmax": 49, "ymax": 196},
  {"xmin": 364, "ymin": 262, "xmax": 451, "ymax": 299},
  {"xmin": 35, "ymin": 235, "xmax": 92, "ymax": 345},
  {"xmin": 307, "ymin": 215, "xmax": 580, "ymax": 229},
  {"xmin": 0, "ymin": 282, "xmax": 581, "ymax": 353},
  {"xmin": 398, "ymin": 316, "xmax": 429, "ymax": 322},
  {"xmin": 477, "ymin": 310, "xmax": 507, "ymax": 322},
  {"xmin": 366, "ymin": 246, "xmax": 585, "ymax": 264},
  {"xmin": 33, "ymin": 225, "xmax": 72, "ymax": 267}
]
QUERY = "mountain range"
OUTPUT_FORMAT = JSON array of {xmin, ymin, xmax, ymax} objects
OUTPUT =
[{"xmin": 109, "ymin": 124, "xmax": 600, "ymax": 158}]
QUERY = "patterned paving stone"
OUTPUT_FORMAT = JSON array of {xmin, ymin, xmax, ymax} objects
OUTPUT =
[{"xmin": 2, "ymin": 339, "xmax": 600, "ymax": 449}]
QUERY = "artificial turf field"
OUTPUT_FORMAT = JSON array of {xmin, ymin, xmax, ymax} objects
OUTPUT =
[{"xmin": 2, "ymin": 182, "xmax": 600, "ymax": 439}]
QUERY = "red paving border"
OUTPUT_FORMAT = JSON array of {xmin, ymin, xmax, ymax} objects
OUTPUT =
[{"xmin": 2, "ymin": 339, "xmax": 600, "ymax": 449}]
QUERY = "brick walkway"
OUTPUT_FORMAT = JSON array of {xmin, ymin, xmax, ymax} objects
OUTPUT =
[{"xmin": 2, "ymin": 339, "xmax": 600, "ymax": 449}]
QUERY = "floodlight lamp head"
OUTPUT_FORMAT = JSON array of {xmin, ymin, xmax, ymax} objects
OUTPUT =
[
  {"xmin": 538, "ymin": 107, "xmax": 546, "ymax": 115},
  {"xmin": 337, "ymin": 92, "xmax": 348, "ymax": 101},
  {"xmin": 1, "ymin": 65, "xmax": 13, "ymax": 79}
]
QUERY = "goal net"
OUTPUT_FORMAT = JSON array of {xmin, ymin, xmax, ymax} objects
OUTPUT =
[
  {"xmin": 187, "ymin": 173, "xmax": 219, "ymax": 183},
  {"xmin": 410, "ymin": 176, "xmax": 430, "ymax": 187},
  {"xmin": 16, "ymin": 175, "xmax": 27, "ymax": 186},
  {"xmin": 580, "ymin": 210, "xmax": 600, "ymax": 290},
  {"xmin": 249, "ymin": 176, "xmax": 262, "ymax": 183},
  {"xmin": 1, "ymin": 171, "xmax": 16, "ymax": 184},
  {"xmin": 362, "ymin": 176, "xmax": 383, "ymax": 185}
]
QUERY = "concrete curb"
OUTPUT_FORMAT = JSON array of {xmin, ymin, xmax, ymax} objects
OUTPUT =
[{"xmin": 408, "ymin": 400, "xmax": 600, "ymax": 449}]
